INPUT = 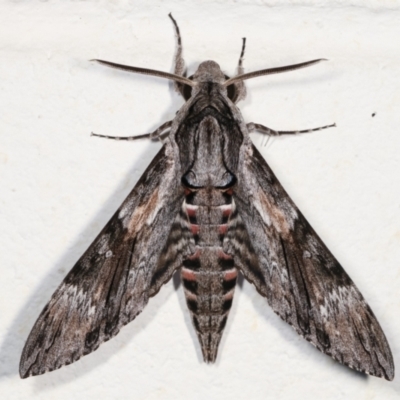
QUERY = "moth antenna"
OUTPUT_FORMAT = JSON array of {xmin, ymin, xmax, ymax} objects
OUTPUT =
[
  {"xmin": 238, "ymin": 37, "xmax": 246, "ymax": 70},
  {"xmin": 168, "ymin": 13, "xmax": 182, "ymax": 46},
  {"xmin": 169, "ymin": 13, "xmax": 185, "ymax": 77},
  {"xmin": 91, "ymin": 59, "xmax": 195, "ymax": 87},
  {"xmin": 224, "ymin": 58, "xmax": 327, "ymax": 86},
  {"xmin": 168, "ymin": 13, "xmax": 189, "ymax": 99},
  {"xmin": 229, "ymin": 37, "xmax": 248, "ymax": 103}
]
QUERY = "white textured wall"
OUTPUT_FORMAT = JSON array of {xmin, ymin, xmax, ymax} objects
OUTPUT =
[{"xmin": 1, "ymin": 1, "xmax": 400, "ymax": 399}]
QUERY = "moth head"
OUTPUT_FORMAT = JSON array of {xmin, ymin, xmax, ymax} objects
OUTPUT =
[
  {"xmin": 181, "ymin": 61, "xmax": 240, "ymax": 102},
  {"xmin": 192, "ymin": 61, "xmax": 225, "ymax": 83}
]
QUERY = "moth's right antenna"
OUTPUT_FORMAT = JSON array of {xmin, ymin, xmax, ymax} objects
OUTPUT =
[
  {"xmin": 238, "ymin": 37, "xmax": 246, "ymax": 72},
  {"xmin": 231, "ymin": 37, "xmax": 247, "ymax": 103},
  {"xmin": 169, "ymin": 13, "xmax": 186, "ymax": 80}
]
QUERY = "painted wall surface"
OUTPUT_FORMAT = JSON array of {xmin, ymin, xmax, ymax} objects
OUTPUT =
[{"xmin": 1, "ymin": 1, "xmax": 400, "ymax": 399}]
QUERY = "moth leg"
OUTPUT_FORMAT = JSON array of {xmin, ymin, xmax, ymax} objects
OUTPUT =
[
  {"xmin": 247, "ymin": 122, "xmax": 336, "ymax": 136},
  {"xmin": 91, "ymin": 120, "xmax": 172, "ymax": 141},
  {"xmin": 169, "ymin": 13, "xmax": 187, "ymax": 97},
  {"xmin": 232, "ymin": 38, "xmax": 247, "ymax": 103}
]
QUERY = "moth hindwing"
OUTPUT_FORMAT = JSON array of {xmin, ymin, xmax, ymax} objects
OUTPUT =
[{"xmin": 20, "ymin": 14, "xmax": 394, "ymax": 381}]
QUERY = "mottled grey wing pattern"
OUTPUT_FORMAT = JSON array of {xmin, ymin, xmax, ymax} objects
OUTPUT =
[
  {"xmin": 229, "ymin": 144, "xmax": 394, "ymax": 380},
  {"xmin": 20, "ymin": 145, "xmax": 188, "ymax": 378}
]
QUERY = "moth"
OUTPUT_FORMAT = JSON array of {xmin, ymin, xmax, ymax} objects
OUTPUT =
[{"xmin": 20, "ymin": 14, "xmax": 394, "ymax": 380}]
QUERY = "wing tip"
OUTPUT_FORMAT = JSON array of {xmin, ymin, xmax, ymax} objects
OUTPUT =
[
  {"xmin": 19, "ymin": 354, "xmax": 31, "ymax": 379},
  {"xmin": 19, "ymin": 369, "xmax": 29, "ymax": 379},
  {"xmin": 19, "ymin": 361, "xmax": 48, "ymax": 379},
  {"xmin": 18, "ymin": 307, "xmax": 146, "ymax": 378},
  {"xmin": 316, "ymin": 338, "xmax": 395, "ymax": 381},
  {"xmin": 268, "ymin": 305, "xmax": 395, "ymax": 381},
  {"xmin": 342, "ymin": 359, "xmax": 394, "ymax": 381},
  {"xmin": 19, "ymin": 357, "xmax": 78, "ymax": 379}
]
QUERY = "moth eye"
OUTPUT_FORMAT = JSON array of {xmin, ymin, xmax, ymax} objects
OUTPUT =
[
  {"xmin": 183, "ymin": 84, "xmax": 192, "ymax": 100},
  {"xmin": 226, "ymin": 84, "xmax": 237, "ymax": 101},
  {"xmin": 182, "ymin": 74, "xmax": 194, "ymax": 100},
  {"xmin": 223, "ymin": 74, "xmax": 237, "ymax": 102}
]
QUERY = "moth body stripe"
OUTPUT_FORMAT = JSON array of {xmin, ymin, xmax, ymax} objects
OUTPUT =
[
  {"xmin": 217, "ymin": 249, "xmax": 233, "ymax": 260},
  {"xmin": 222, "ymin": 277, "xmax": 237, "ymax": 293},
  {"xmin": 181, "ymin": 267, "xmax": 197, "ymax": 281},
  {"xmin": 218, "ymin": 224, "xmax": 228, "ymax": 235},
  {"xmin": 183, "ymin": 279, "xmax": 198, "ymax": 295},
  {"xmin": 223, "ymin": 290, "xmax": 235, "ymax": 301},
  {"xmin": 218, "ymin": 257, "xmax": 235, "ymax": 270},
  {"xmin": 223, "ymin": 269, "xmax": 238, "ymax": 281},
  {"xmin": 182, "ymin": 257, "xmax": 201, "ymax": 270},
  {"xmin": 187, "ymin": 298, "xmax": 198, "ymax": 313},
  {"xmin": 190, "ymin": 224, "xmax": 200, "ymax": 235},
  {"xmin": 222, "ymin": 298, "xmax": 233, "ymax": 312}
]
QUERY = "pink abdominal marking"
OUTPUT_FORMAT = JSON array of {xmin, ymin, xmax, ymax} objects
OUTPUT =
[
  {"xmin": 182, "ymin": 268, "xmax": 197, "ymax": 281},
  {"xmin": 223, "ymin": 269, "xmax": 238, "ymax": 281}
]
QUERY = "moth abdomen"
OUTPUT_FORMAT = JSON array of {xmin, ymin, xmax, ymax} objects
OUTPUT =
[{"xmin": 181, "ymin": 189, "xmax": 238, "ymax": 362}]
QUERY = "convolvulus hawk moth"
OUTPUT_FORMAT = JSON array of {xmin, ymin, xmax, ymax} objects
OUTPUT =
[{"xmin": 20, "ymin": 14, "xmax": 394, "ymax": 380}]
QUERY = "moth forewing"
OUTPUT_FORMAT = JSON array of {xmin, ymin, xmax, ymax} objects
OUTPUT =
[{"xmin": 20, "ymin": 14, "xmax": 394, "ymax": 381}]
